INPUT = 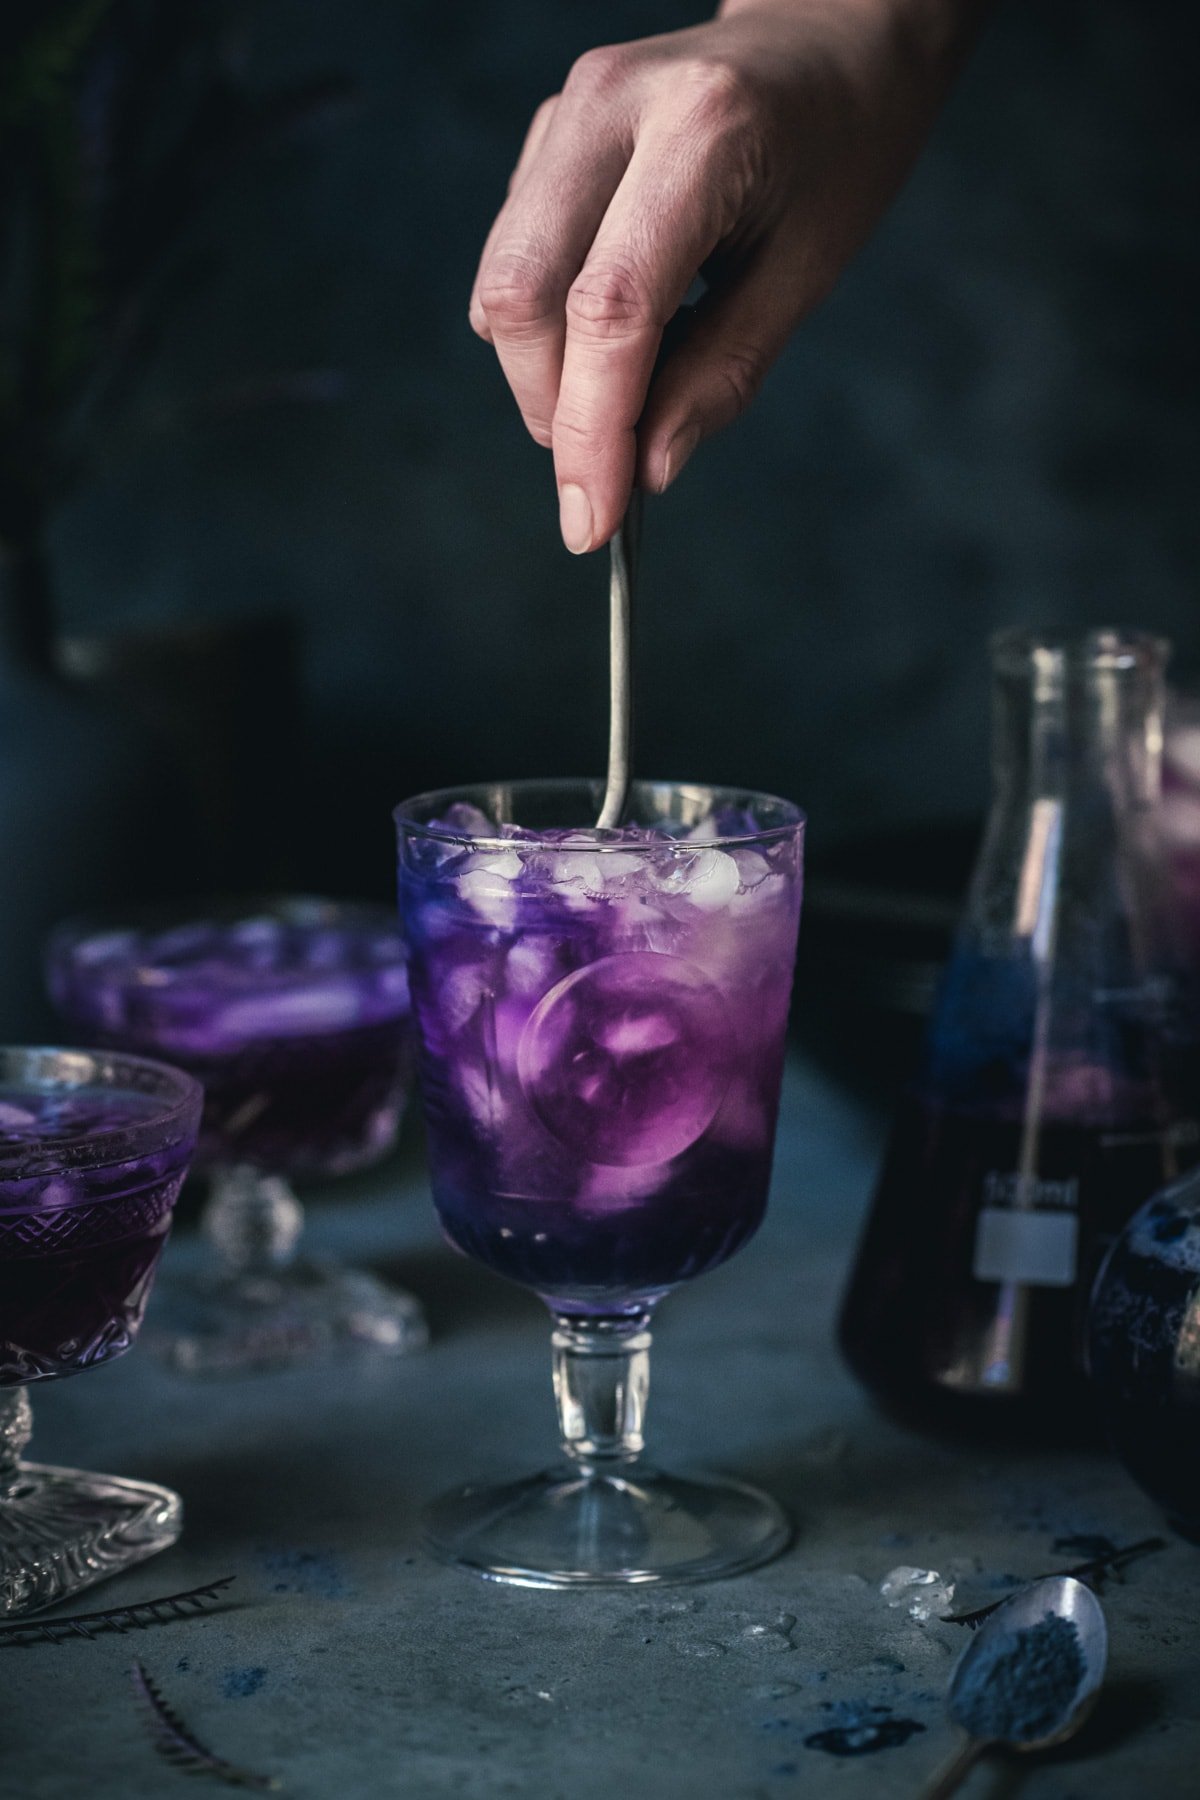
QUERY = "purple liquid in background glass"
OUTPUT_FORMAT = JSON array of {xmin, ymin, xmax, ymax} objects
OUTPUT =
[
  {"xmin": 399, "ymin": 802, "xmax": 804, "ymax": 1317},
  {"xmin": 0, "ymin": 1087, "xmax": 194, "ymax": 1383},
  {"xmin": 1163, "ymin": 711, "xmax": 1200, "ymax": 961},
  {"xmin": 48, "ymin": 910, "xmax": 413, "ymax": 1176}
]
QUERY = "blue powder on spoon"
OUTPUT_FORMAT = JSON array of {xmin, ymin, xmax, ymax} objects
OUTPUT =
[{"xmin": 954, "ymin": 1612, "xmax": 1085, "ymax": 1743}]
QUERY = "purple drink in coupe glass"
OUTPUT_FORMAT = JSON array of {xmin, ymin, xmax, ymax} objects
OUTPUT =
[
  {"xmin": 48, "ymin": 903, "xmax": 413, "ymax": 1176},
  {"xmin": 398, "ymin": 788, "xmax": 804, "ymax": 1317},
  {"xmin": 45, "ymin": 903, "xmax": 427, "ymax": 1375},
  {"xmin": 0, "ymin": 1086, "xmax": 196, "ymax": 1382},
  {"xmin": 0, "ymin": 1048, "xmax": 201, "ymax": 1616}
]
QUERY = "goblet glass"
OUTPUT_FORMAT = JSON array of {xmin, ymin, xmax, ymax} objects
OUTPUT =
[
  {"xmin": 47, "ymin": 898, "xmax": 428, "ymax": 1375},
  {"xmin": 395, "ymin": 779, "xmax": 804, "ymax": 1586},
  {"xmin": 0, "ymin": 1046, "xmax": 201, "ymax": 1617}
]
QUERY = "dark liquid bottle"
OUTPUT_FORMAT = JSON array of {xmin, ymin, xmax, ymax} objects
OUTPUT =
[{"xmin": 839, "ymin": 631, "xmax": 1200, "ymax": 1436}]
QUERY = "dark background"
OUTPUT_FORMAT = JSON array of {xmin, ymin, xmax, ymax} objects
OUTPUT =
[{"xmin": 3, "ymin": 0, "xmax": 1198, "ymax": 1035}]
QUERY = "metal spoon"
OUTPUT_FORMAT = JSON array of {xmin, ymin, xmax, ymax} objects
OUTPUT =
[
  {"xmin": 922, "ymin": 1575, "xmax": 1108, "ymax": 1798},
  {"xmin": 594, "ymin": 489, "xmax": 642, "ymax": 830}
]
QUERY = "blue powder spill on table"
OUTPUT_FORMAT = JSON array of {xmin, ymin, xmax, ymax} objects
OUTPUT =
[
  {"xmin": 803, "ymin": 1700, "xmax": 926, "ymax": 1757},
  {"xmin": 953, "ymin": 1612, "xmax": 1084, "ymax": 1742},
  {"xmin": 222, "ymin": 1667, "xmax": 268, "ymax": 1699},
  {"xmin": 255, "ymin": 1546, "xmax": 348, "ymax": 1598}
]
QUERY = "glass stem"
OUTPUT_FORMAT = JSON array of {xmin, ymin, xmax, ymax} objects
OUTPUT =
[
  {"xmin": 201, "ymin": 1164, "xmax": 304, "ymax": 1276},
  {"xmin": 551, "ymin": 1314, "xmax": 652, "ymax": 1474},
  {"xmin": 0, "ymin": 1389, "xmax": 32, "ymax": 1496}
]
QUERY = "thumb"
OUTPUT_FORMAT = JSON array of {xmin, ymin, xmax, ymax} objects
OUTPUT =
[{"xmin": 636, "ymin": 256, "xmax": 809, "ymax": 493}]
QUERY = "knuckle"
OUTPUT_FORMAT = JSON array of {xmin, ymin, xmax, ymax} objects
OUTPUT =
[
  {"xmin": 676, "ymin": 56, "xmax": 758, "ymax": 130},
  {"xmin": 715, "ymin": 345, "xmax": 766, "ymax": 418},
  {"xmin": 566, "ymin": 262, "xmax": 654, "ymax": 337},
  {"xmin": 565, "ymin": 43, "xmax": 633, "ymax": 103},
  {"xmin": 478, "ymin": 253, "xmax": 556, "ymax": 329},
  {"xmin": 551, "ymin": 405, "xmax": 602, "ymax": 462},
  {"xmin": 667, "ymin": 59, "xmax": 766, "ymax": 206}
]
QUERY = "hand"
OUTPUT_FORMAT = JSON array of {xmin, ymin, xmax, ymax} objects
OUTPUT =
[{"xmin": 470, "ymin": 0, "xmax": 986, "ymax": 552}]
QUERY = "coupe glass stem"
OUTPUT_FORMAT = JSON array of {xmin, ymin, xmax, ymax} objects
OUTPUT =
[
  {"xmin": 0, "ymin": 1390, "xmax": 32, "ymax": 1495},
  {"xmin": 551, "ymin": 1314, "xmax": 653, "ymax": 1472},
  {"xmin": 202, "ymin": 1164, "xmax": 304, "ymax": 1275}
]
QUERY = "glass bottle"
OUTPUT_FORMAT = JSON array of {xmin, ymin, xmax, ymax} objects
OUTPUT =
[{"xmin": 839, "ymin": 629, "xmax": 1200, "ymax": 1435}]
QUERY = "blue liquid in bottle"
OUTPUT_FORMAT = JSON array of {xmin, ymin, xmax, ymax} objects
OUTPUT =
[{"xmin": 840, "ymin": 632, "xmax": 1200, "ymax": 1436}]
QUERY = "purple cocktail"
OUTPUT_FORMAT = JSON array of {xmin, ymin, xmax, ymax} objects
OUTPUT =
[
  {"xmin": 396, "ymin": 779, "xmax": 804, "ymax": 1586},
  {"xmin": 47, "ymin": 900, "xmax": 427, "ymax": 1374},
  {"xmin": 0, "ymin": 1047, "xmax": 201, "ymax": 1616}
]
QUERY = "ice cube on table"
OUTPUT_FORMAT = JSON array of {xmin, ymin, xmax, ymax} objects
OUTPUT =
[{"xmin": 879, "ymin": 1566, "xmax": 956, "ymax": 1621}]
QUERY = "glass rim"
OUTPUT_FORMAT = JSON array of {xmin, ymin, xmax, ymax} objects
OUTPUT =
[
  {"xmin": 46, "ymin": 894, "xmax": 406, "ymax": 995},
  {"xmin": 48, "ymin": 893, "xmax": 401, "ymax": 947},
  {"xmin": 393, "ymin": 777, "xmax": 806, "ymax": 853},
  {"xmin": 0, "ymin": 1045, "xmax": 203, "ymax": 1185},
  {"xmin": 990, "ymin": 627, "xmax": 1171, "ymax": 676}
]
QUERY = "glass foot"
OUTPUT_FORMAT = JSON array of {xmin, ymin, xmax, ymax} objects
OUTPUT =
[
  {"xmin": 150, "ymin": 1258, "xmax": 429, "ymax": 1375},
  {"xmin": 423, "ymin": 1466, "xmax": 791, "ymax": 1588},
  {"xmin": 1, "ymin": 1461, "xmax": 181, "ymax": 1618}
]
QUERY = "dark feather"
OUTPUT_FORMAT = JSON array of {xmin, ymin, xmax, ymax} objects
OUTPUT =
[
  {"xmin": 131, "ymin": 1658, "xmax": 280, "ymax": 1791},
  {"xmin": 0, "ymin": 1575, "xmax": 237, "ymax": 1646}
]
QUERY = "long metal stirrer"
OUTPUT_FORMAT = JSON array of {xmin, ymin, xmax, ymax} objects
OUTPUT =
[{"xmin": 595, "ymin": 489, "xmax": 642, "ymax": 829}]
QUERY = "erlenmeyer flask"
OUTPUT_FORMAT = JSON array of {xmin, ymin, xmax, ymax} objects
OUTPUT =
[{"xmin": 839, "ymin": 629, "xmax": 1200, "ymax": 1435}]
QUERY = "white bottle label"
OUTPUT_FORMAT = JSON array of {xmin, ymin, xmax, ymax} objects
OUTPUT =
[{"xmin": 973, "ymin": 1205, "xmax": 1079, "ymax": 1287}]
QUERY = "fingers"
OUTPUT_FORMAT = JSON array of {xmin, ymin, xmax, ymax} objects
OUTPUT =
[
  {"xmin": 634, "ymin": 251, "xmax": 808, "ymax": 495},
  {"xmin": 469, "ymin": 96, "xmax": 559, "ymax": 348},
  {"xmin": 471, "ymin": 69, "xmax": 633, "ymax": 449},
  {"xmin": 551, "ymin": 119, "xmax": 741, "ymax": 552}
]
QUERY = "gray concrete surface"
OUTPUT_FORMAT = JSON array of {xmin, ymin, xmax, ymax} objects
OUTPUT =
[{"xmin": 5, "ymin": 1059, "xmax": 1198, "ymax": 1798}]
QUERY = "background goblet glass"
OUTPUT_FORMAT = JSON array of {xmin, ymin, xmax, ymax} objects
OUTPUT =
[
  {"xmin": 47, "ymin": 897, "xmax": 428, "ymax": 1374},
  {"xmin": 0, "ymin": 1045, "xmax": 201, "ymax": 1617},
  {"xmin": 396, "ymin": 779, "xmax": 804, "ymax": 1587},
  {"xmin": 1164, "ymin": 695, "xmax": 1200, "ymax": 961}
]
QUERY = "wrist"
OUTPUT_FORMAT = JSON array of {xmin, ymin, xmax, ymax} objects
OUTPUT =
[{"xmin": 715, "ymin": 0, "xmax": 991, "ymax": 54}]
